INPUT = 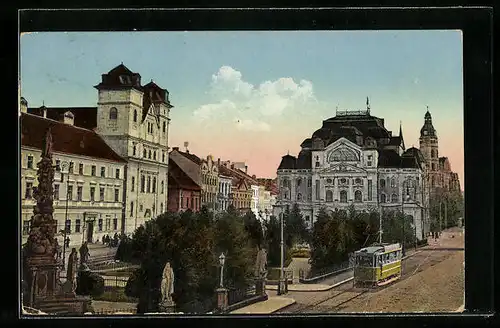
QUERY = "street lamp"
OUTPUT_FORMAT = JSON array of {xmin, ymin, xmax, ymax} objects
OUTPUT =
[
  {"xmin": 278, "ymin": 212, "xmax": 286, "ymax": 295},
  {"xmin": 219, "ymin": 253, "xmax": 226, "ymax": 288},
  {"xmin": 401, "ymin": 187, "xmax": 410, "ymax": 256},
  {"xmin": 60, "ymin": 161, "xmax": 70, "ymax": 267}
]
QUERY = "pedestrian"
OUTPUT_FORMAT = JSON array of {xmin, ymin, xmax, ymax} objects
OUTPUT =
[{"xmin": 65, "ymin": 236, "xmax": 71, "ymax": 248}]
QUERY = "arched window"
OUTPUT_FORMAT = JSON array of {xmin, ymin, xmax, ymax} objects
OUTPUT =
[
  {"xmin": 297, "ymin": 193, "xmax": 302, "ymax": 201},
  {"xmin": 391, "ymin": 193, "xmax": 398, "ymax": 203},
  {"xmin": 109, "ymin": 107, "xmax": 118, "ymax": 120},
  {"xmin": 391, "ymin": 178, "xmax": 396, "ymax": 188},
  {"xmin": 163, "ymin": 121, "xmax": 166, "ymax": 133},
  {"xmin": 152, "ymin": 177, "xmax": 156, "ymax": 193},
  {"xmin": 380, "ymin": 179, "xmax": 386, "ymax": 188},
  {"xmin": 143, "ymin": 149, "xmax": 147, "ymax": 158},
  {"xmin": 132, "ymin": 144, "xmax": 136, "ymax": 156},
  {"xmin": 153, "ymin": 151, "xmax": 157, "ymax": 160},
  {"xmin": 133, "ymin": 110, "xmax": 137, "ymax": 122},
  {"xmin": 161, "ymin": 181, "xmax": 164, "ymax": 194},
  {"xmin": 297, "ymin": 178, "xmax": 302, "ymax": 187},
  {"xmin": 340, "ymin": 190, "xmax": 348, "ymax": 203},
  {"xmin": 148, "ymin": 150, "xmax": 152, "ymax": 159},
  {"xmin": 380, "ymin": 193, "xmax": 387, "ymax": 203},
  {"xmin": 354, "ymin": 190, "xmax": 362, "ymax": 202},
  {"xmin": 147, "ymin": 176, "xmax": 151, "ymax": 193},
  {"xmin": 160, "ymin": 203, "xmax": 163, "ymax": 214}
]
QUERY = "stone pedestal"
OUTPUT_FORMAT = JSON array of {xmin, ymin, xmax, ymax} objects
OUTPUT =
[
  {"xmin": 255, "ymin": 278, "xmax": 266, "ymax": 296},
  {"xmin": 159, "ymin": 300, "xmax": 176, "ymax": 313},
  {"xmin": 216, "ymin": 287, "xmax": 228, "ymax": 312},
  {"xmin": 24, "ymin": 255, "xmax": 92, "ymax": 315}
]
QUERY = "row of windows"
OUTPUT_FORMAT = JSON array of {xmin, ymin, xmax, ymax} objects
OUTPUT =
[
  {"xmin": 25, "ymin": 156, "xmax": 122, "ymax": 179},
  {"xmin": 203, "ymin": 175, "xmax": 218, "ymax": 186},
  {"xmin": 109, "ymin": 108, "xmax": 168, "ymax": 135},
  {"xmin": 133, "ymin": 144, "xmax": 167, "ymax": 163},
  {"xmin": 129, "ymin": 201, "xmax": 164, "ymax": 217},
  {"xmin": 138, "ymin": 175, "xmax": 164, "ymax": 194},
  {"xmin": 219, "ymin": 182, "xmax": 230, "ymax": 195},
  {"xmin": 22, "ymin": 217, "xmax": 119, "ymax": 235},
  {"xmin": 180, "ymin": 195, "xmax": 199, "ymax": 211},
  {"xmin": 380, "ymin": 177, "xmax": 418, "ymax": 188},
  {"xmin": 24, "ymin": 182, "xmax": 121, "ymax": 202}
]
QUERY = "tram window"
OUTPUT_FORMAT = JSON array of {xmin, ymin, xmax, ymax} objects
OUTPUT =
[{"xmin": 356, "ymin": 255, "xmax": 373, "ymax": 266}]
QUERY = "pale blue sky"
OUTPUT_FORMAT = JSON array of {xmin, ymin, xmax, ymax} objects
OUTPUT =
[{"xmin": 20, "ymin": 31, "xmax": 464, "ymax": 183}]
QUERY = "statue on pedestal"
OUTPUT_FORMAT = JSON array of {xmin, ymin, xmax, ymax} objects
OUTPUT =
[
  {"xmin": 79, "ymin": 242, "xmax": 90, "ymax": 265},
  {"xmin": 66, "ymin": 248, "xmax": 78, "ymax": 294},
  {"xmin": 159, "ymin": 262, "xmax": 175, "ymax": 312}
]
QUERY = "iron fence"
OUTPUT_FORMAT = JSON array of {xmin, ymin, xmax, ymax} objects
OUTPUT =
[
  {"xmin": 227, "ymin": 286, "xmax": 257, "ymax": 306},
  {"xmin": 300, "ymin": 253, "xmax": 354, "ymax": 280},
  {"xmin": 102, "ymin": 276, "xmax": 129, "ymax": 288}
]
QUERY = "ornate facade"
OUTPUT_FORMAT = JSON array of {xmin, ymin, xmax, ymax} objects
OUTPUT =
[{"xmin": 274, "ymin": 105, "xmax": 429, "ymax": 240}]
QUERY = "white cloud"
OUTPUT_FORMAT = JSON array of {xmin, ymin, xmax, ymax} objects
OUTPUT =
[
  {"xmin": 235, "ymin": 118, "xmax": 271, "ymax": 132},
  {"xmin": 193, "ymin": 66, "xmax": 317, "ymax": 129}
]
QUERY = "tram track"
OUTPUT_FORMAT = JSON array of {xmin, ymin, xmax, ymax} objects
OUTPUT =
[{"xmin": 280, "ymin": 246, "xmax": 461, "ymax": 313}]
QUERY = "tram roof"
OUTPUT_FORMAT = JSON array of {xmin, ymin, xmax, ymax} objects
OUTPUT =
[{"xmin": 356, "ymin": 243, "xmax": 401, "ymax": 255}]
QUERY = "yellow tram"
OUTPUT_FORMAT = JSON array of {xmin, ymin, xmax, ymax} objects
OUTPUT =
[{"xmin": 353, "ymin": 243, "xmax": 402, "ymax": 287}]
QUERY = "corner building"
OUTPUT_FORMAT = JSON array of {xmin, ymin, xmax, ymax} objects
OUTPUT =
[
  {"xmin": 274, "ymin": 107, "xmax": 430, "ymax": 240},
  {"xmin": 27, "ymin": 64, "xmax": 173, "ymax": 235}
]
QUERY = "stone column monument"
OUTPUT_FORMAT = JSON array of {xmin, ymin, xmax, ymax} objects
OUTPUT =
[{"xmin": 22, "ymin": 128, "xmax": 91, "ymax": 315}]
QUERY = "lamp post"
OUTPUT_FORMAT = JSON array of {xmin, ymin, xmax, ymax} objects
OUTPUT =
[
  {"xmin": 401, "ymin": 188, "xmax": 410, "ymax": 256},
  {"xmin": 278, "ymin": 212, "xmax": 286, "ymax": 295},
  {"xmin": 60, "ymin": 161, "xmax": 70, "ymax": 267},
  {"xmin": 219, "ymin": 253, "xmax": 226, "ymax": 288}
]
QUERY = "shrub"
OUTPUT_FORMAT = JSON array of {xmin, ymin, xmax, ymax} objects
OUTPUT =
[
  {"xmin": 93, "ymin": 286, "xmax": 138, "ymax": 303},
  {"xmin": 76, "ymin": 271, "xmax": 105, "ymax": 297},
  {"xmin": 291, "ymin": 248, "xmax": 310, "ymax": 258}
]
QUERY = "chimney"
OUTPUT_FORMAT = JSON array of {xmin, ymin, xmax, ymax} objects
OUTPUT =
[
  {"xmin": 63, "ymin": 111, "xmax": 75, "ymax": 125},
  {"xmin": 245, "ymin": 165, "xmax": 248, "ymax": 174},
  {"xmin": 252, "ymin": 174, "xmax": 256, "ymax": 179},
  {"xmin": 172, "ymin": 147, "xmax": 179, "ymax": 151},
  {"xmin": 231, "ymin": 164, "xmax": 234, "ymax": 169},
  {"xmin": 217, "ymin": 158, "xmax": 220, "ymax": 166}
]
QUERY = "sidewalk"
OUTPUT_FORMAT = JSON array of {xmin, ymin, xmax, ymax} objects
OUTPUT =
[
  {"xmin": 266, "ymin": 283, "xmax": 334, "ymax": 292},
  {"xmin": 229, "ymin": 296, "xmax": 296, "ymax": 314}
]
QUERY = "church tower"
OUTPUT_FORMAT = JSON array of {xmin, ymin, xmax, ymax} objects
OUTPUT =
[{"xmin": 419, "ymin": 107, "xmax": 439, "ymax": 188}]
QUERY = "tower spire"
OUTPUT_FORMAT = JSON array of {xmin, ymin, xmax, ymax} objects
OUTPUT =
[
  {"xmin": 366, "ymin": 96, "xmax": 370, "ymax": 114},
  {"xmin": 399, "ymin": 120, "xmax": 403, "ymax": 137}
]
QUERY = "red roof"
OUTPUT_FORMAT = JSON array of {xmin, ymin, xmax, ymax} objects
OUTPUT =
[
  {"xmin": 20, "ymin": 113, "xmax": 126, "ymax": 163},
  {"xmin": 168, "ymin": 159, "xmax": 201, "ymax": 191},
  {"xmin": 28, "ymin": 106, "xmax": 98, "ymax": 130}
]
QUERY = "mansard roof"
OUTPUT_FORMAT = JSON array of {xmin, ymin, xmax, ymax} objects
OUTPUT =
[
  {"xmin": 20, "ymin": 113, "xmax": 125, "ymax": 163},
  {"xmin": 94, "ymin": 63, "xmax": 142, "ymax": 91},
  {"xmin": 278, "ymin": 154, "xmax": 297, "ymax": 170}
]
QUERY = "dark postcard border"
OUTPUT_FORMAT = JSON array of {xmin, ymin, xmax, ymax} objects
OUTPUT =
[{"xmin": 9, "ymin": 6, "xmax": 495, "ymax": 326}]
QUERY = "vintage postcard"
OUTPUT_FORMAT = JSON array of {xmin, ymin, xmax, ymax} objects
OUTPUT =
[{"xmin": 19, "ymin": 29, "xmax": 464, "ymax": 316}]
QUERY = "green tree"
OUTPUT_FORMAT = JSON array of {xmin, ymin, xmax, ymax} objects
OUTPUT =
[
  {"xmin": 285, "ymin": 203, "xmax": 309, "ymax": 246},
  {"xmin": 381, "ymin": 210, "xmax": 415, "ymax": 253},
  {"xmin": 243, "ymin": 210, "xmax": 264, "ymax": 249},
  {"xmin": 264, "ymin": 215, "xmax": 282, "ymax": 267}
]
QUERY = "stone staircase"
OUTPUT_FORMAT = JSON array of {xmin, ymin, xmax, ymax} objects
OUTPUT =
[{"xmin": 35, "ymin": 296, "xmax": 92, "ymax": 315}]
